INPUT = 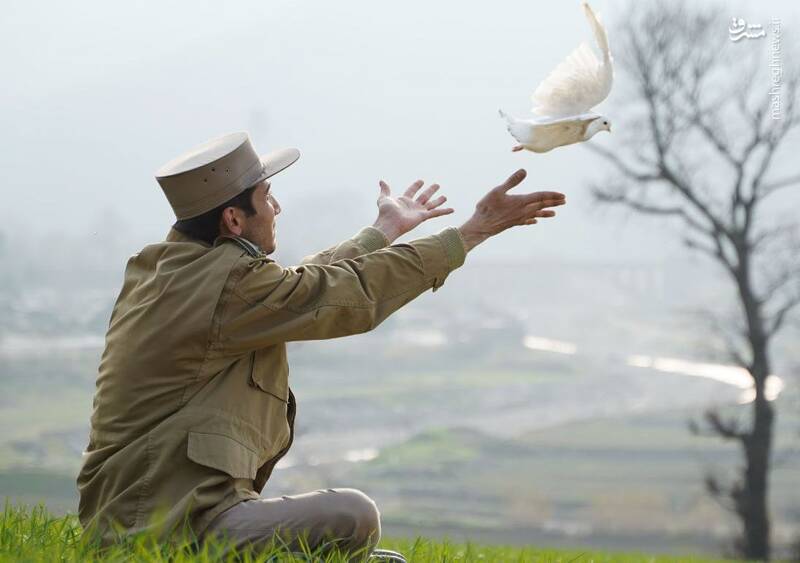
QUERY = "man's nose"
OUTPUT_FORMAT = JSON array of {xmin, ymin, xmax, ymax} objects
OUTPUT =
[{"xmin": 272, "ymin": 196, "xmax": 281, "ymax": 215}]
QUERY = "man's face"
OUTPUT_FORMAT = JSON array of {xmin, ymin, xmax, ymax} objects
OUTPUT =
[{"xmin": 240, "ymin": 180, "xmax": 281, "ymax": 254}]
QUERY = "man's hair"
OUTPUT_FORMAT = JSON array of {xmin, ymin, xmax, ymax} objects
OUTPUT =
[{"xmin": 173, "ymin": 185, "xmax": 258, "ymax": 245}]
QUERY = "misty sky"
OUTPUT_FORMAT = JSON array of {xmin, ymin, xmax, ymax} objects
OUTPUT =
[{"xmin": 1, "ymin": 0, "xmax": 797, "ymax": 264}]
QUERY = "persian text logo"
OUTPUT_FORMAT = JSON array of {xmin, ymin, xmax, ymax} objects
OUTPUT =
[
  {"xmin": 729, "ymin": 16, "xmax": 783, "ymax": 120},
  {"xmin": 769, "ymin": 18, "xmax": 782, "ymax": 120},
  {"xmin": 728, "ymin": 17, "xmax": 766, "ymax": 41}
]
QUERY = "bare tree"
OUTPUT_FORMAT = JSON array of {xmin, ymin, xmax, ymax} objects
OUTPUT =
[{"xmin": 587, "ymin": 2, "xmax": 800, "ymax": 559}]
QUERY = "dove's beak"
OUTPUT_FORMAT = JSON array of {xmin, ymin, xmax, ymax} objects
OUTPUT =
[{"xmin": 607, "ymin": 125, "xmax": 612, "ymax": 133}]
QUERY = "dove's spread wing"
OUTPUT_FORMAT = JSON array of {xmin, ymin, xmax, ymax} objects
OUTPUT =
[
  {"xmin": 583, "ymin": 0, "xmax": 609, "ymax": 55},
  {"xmin": 530, "ymin": 112, "xmax": 599, "ymax": 125},
  {"xmin": 530, "ymin": 1, "xmax": 613, "ymax": 117},
  {"xmin": 535, "ymin": 116, "xmax": 596, "ymax": 144},
  {"xmin": 517, "ymin": 113, "xmax": 601, "ymax": 152},
  {"xmin": 538, "ymin": 121, "xmax": 587, "ymax": 144}
]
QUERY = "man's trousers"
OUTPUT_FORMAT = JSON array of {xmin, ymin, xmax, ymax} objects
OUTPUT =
[{"xmin": 200, "ymin": 487, "xmax": 382, "ymax": 560}]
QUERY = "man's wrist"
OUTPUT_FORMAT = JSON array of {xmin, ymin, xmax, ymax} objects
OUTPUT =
[
  {"xmin": 371, "ymin": 218, "xmax": 403, "ymax": 244},
  {"xmin": 457, "ymin": 219, "xmax": 490, "ymax": 252}
]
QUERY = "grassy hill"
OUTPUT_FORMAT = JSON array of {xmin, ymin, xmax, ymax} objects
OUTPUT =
[
  {"xmin": 0, "ymin": 503, "xmax": 740, "ymax": 563},
  {"xmin": 1, "ymin": 344, "xmax": 798, "ymax": 558},
  {"xmin": 1, "ymin": 403, "xmax": 798, "ymax": 557}
]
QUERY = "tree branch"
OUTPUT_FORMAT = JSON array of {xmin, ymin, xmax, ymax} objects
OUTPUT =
[
  {"xmin": 760, "ymin": 173, "xmax": 800, "ymax": 198},
  {"xmin": 683, "ymin": 235, "xmax": 737, "ymax": 276},
  {"xmin": 585, "ymin": 143, "xmax": 662, "ymax": 183},
  {"xmin": 750, "ymin": 225, "xmax": 789, "ymax": 251},
  {"xmin": 766, "ymin": 294, "xmax": 800, "ymax": 337},
  {"xmin": 705, "ymin": 409, "xmax": 748, "ymax": 441},
  {"xmin": 757, "ymin": 264, "xmax": 800, "ymax": 306},
  {"xmin": 690, "ymin": 109, "xmax": 740, "ymax": 169},
  {"xmin": 703, "ymin": 472, "xmax": 741, "ymax": 515},
  {"xmin": 652, "ymin": 136, "xmax": 734, "ymax": 242},
  {"xmin": 694, "ymin": 309, "xmax": 750, "ymax": 369},
  {"xmin": 592, "ymin": 185, "xmax": 712, "ymax": 237}
]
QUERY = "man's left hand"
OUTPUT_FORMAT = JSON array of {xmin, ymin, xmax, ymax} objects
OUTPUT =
[{"xmin": 372, "ymin": 180, "xmax": 455, "ymax": 243}]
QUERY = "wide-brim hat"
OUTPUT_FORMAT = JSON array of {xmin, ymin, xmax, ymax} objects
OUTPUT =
[{"xmin": 155, "ymin": 131, "xmax": 300, "ymax": 220}]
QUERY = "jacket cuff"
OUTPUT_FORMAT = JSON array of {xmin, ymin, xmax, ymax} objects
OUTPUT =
[
  {"xmin": 409, "ymin": 227, "xmax": 468, "ymax": 293},
  {"xmin": 353, "ymin": 226, "xmax": 390, "ymax": 253},
  {"xmin": 436, "ymin": 227, "xmax": 467, "ymax": 270}
]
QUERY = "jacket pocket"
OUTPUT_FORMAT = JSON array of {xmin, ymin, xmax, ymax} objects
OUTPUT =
[
  {"xmin": 248, "ymin": 347, "xmax": 289, "ymax": 403},
  {"xmin": 186, "ymin": 431, "xmax": 259, "ymax": 479}
]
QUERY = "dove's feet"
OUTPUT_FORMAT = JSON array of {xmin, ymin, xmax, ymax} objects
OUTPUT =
[{"xmin": 511, "ymin": 145, "xmax": 524, "ymax": 152}]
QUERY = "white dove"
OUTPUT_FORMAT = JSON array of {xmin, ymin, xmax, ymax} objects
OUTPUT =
[{"xmin": 500, "ymin": 1, "xmax": 613, "ymax": 153}]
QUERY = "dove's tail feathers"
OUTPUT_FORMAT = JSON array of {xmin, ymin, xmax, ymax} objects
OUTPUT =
[
  {"xmin": 502, "ymin": 116, "xmax": 530, "ymax": 145},
  {"xmin": 499, "ymin": 110, "xmax": 527, "ymax": 143},
  {"xmin": 582, "ymin": 1, "xmax": 610, "ymax": 59}
]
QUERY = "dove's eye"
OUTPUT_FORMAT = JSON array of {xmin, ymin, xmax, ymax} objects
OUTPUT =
[{"xmin": 603, "ymin": 121, "xmax": 608, "ymax": 125}]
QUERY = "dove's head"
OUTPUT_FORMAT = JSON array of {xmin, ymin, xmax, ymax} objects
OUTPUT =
[{"xmin": 586, "ymin": 116, "xmax": 612, "ymax": 138}]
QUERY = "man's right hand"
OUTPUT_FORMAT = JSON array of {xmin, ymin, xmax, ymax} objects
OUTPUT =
[{"xmin": 458, "ymin": 169, "xmax": 566, "ymax": 251}]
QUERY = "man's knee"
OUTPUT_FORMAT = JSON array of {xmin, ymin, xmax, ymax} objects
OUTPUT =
[{"xmin": 329, "ymin": 488, "xmax": 381, "ymax": 549}]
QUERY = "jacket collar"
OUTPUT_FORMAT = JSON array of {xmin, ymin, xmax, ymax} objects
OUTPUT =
[
  {"xmin": 165, "ymin": 227, "xmax": 264, "ymax": 257},
  {"xmin": 214, "ymin": 235, "xmax": 265, "ymax": 257},
  {"xmin": 165, "ymin": 227, "xmax": 210, "ymax": 246}
]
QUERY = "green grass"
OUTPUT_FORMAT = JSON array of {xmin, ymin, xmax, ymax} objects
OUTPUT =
[{"xmin": 0, "ymin": 502, "xmax": 739, "ymax": 563}]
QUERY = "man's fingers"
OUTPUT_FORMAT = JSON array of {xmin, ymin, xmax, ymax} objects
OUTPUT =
[
  {"xmin": 379, "ymin": 180, "xmax": 391, "ymax": 197},
  {"xmin": 404, "ymin": 180, "xmax": 425, "ymax": 198},
  {"xmin": 426, "ymin": 207, "xmax": 454, "ymax": 218},
  {"xmin": 416, "ymin": 183, "xmax": 440, "ymax": 205},
  {"xmin": 521, "ymin": 191, "xmax": 566, "ymax": 205},
  {"xmin": 522, "ymin": 198, "xmax": 566, "ymax": 214},
  {"xmin": 426, "ymin": 195, "xmax": 447, "ymax": 209},
  {"xmin": 523, "ymin": 199, "xmax": 564, "ymax": 214},
  {"xmin": 494, "ymin": 169, "xmax": 527, "ymax": 193}
]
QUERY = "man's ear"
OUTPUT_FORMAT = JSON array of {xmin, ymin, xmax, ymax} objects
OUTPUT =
[{"xmin": 219, "ymin": 207, "xmax": 244, "ymax": 236}]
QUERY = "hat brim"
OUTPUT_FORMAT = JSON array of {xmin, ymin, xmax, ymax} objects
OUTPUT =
[{"xmin": 248, "ymin": 147, "xmax": 301, "ymax": 189}]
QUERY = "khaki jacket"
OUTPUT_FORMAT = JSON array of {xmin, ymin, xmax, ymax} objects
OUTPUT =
[{"xmin": 77, "ymin": 225, "xmax": 467, "ymax": 545}]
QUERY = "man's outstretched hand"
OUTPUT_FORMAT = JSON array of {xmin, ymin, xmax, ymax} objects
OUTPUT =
[
  {"xmin": 458, "ymin": 169, "xmax": 566, "ymax": 251},
  {"xmin": 372, "ymin": 180, "xmax": 455, "ymax": 243}
]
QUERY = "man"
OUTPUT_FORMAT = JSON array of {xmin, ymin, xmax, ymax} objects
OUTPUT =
[{"xmin": 77, "ymin": 132, "xmax": 566, "ymax": 560}]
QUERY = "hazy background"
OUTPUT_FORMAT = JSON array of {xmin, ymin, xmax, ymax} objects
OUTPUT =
[
  {"xmin": 1, "ymin": 0, "xmax": 798, "ymax": 558},
  {"xmin": 0, "ymin": 0, "xmax": 794, "ymax": 262}
]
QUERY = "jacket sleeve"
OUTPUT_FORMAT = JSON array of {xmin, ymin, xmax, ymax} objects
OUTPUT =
[
  {"xmin": 299, "ymin": 226, "xmax": 390, "ymax": 265},
  {"xmin": 217, "ymin": 227, "xmax": 467, "ymax": 354}
]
